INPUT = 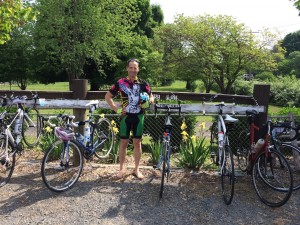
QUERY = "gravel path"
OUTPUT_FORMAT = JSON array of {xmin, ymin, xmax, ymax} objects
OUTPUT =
[{"xmin": 0, "ymin": 155, "xmax": 300, "ymax": 225}]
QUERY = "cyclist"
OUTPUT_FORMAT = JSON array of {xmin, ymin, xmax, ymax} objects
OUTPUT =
[{"xmin": 105, "ymin": 58, "xmax": 154, "ymax": 179}]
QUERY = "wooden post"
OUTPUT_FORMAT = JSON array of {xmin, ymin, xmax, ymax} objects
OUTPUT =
[
  {"xmin": 253, "ymin": 84, "xmax": 270, "ymax": 141},
  {"xmin": 72, "ymin": 79, "xmax": 88, "ymax": 165},
  {"xmin": 72, "ymin": 79, "xmax": 88, "ymax": 135}
]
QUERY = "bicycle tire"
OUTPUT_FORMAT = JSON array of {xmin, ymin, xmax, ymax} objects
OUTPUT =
[
  {"xmin": 0, "ymin": 137, "xmax": 16, "ymax": 187},
  {"xmin": 237, "ymin": 130, "xmax": 250, "ymax": 172},
  {"xmin": 41, "ymin": 140, "xmax": 83, "ymax": 192},
  {"xmin": 221, "ymin": 143, "xmax": 235, "ymax": 205},
  {"xmin": 22, "ymin": 107, "xmax": 42, "ymax": 147},
  {"xmin": 159, "ymin": 142, "xmax": 168, "ymax": 199},
  {"xmin": 93, "ymin": 118, "xmax": 114, "ymax": 159},
  {"xmin": 276, "ymin": 143, "xmax": 300, "ymax": 191},
  {"xmin": 252, "ymin": 150, "xmax": 293, "ymax": 207}
]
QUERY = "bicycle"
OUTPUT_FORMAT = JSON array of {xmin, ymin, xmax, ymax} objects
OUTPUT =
[
  {"xmin": 153, "ymin": 101, "xmax": 181, "ymax": 199},
  {"xmin": 41, "ymin": 100, "xmax": 114, "ymax": 192},
  {"xmin": 0, "ymin": 95, "xmax": 40, "ymax": 187},
  {"xmin": 236, "ymin": 110, "xmax": 294, "ymax": 207},
  {"xmin": 209, "ymin": 102, "xmax": 238, "ymax": 205}
]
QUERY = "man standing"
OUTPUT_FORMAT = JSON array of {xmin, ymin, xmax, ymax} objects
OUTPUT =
[{"xmin": 105, "ymin": 59, "xmax": 154, "ymax": 179}]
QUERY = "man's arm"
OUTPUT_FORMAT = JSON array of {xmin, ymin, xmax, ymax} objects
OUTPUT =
[{"xmin": 105, "ymin": 91, "xmax": 118, "ymax": 113}]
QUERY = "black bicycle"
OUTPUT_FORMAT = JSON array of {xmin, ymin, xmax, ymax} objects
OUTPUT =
[{"xmin": 153, "ymin": 101, "xmax": 181, "ymax": 198}]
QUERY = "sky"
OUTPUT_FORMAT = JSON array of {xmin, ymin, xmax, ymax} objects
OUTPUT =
[{"xmin": 150, "ymin": 0, "xmax": 300, "ymax": 37}]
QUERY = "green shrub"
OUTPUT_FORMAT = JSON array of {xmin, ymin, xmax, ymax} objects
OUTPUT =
[
  {"xmin": 231, "ymin": 80, "xmax": 254, "ymax": 95},
  {"xmin": 270, "ymin": 75, "xmax": 300, "ymax": 107},
  {"xmin": 255, "ymin": 72, "xmax": 275, "ymax": 81},
  {"xmin": 149, "ymin": 140, "xmax": 162, "ymax": 165},
  {"xmin": 177, "ymin": 136, "xmax": 210, "ymax": 170},
  {"xmin": 39, "ymin": 126, "xmax": 58, "ymax": 152}
]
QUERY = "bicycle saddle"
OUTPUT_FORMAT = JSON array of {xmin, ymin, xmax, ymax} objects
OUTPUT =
[
  {"xmin": 224, "ymin": 114, "xmax": 238, "ymax": 123},
  {"xmin": 246, "ymin": 109, "xmax": 258, "ymax": 116}
]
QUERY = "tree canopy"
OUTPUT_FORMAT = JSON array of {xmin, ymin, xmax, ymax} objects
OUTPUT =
[
  {"xmin": 153, "ymin": 14, "xmax": 278, "ymax": 93},
  {"xmin": 0, "ymin": 0, "xmax": 36, "ymax": 44}
]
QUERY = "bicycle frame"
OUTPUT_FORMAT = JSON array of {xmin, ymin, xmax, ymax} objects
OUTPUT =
[
  {"xmin": 155, "ymin": 113, "xmax": 172, "ymax": 172},
  {"xmin": 2, "ymin": 107, "xmax": 24, "ymax": 156}
]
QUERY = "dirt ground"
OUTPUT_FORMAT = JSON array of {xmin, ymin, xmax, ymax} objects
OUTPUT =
[{"xmin": 0, "ymin": 150, "xmax": 299, "ymax": 225}]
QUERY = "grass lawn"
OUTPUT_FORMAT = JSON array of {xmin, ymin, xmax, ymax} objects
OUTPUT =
[{"xmin": 0, "ymin": 82, "xmax": 76, "ymax": 91}]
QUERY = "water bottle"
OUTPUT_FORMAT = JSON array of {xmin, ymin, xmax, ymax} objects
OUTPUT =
[
  {"xmin": 84, "ymin": 126, "xmax": 91, "ymax": 146},
  {"xmin": 218, "ymin": 131, "xmax": 224, "ymax": 148},
  {"xmin": 14, "ymin": 119, "xmax": 21, "ymax": 134},
  {"xmin": 254, "ymin": 138, "xmax": 265, "ymax": 153}
]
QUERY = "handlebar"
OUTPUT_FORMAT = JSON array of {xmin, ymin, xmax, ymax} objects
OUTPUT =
[
  {"xmin": 41, "ymin": 114, "xmax": 78, "ymax": 128},
  {"xmin": 154, "ymin": 100, "xmax": 182, "ymax": 117}
]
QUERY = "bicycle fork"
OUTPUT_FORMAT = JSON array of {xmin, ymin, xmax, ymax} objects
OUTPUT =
[
  {"xmin": 154, "ymin": 136, "xmax": 171, "ymax": 179},
  {"xmin": 60, "ymin": 141, "xmax": 70, "ymax": 168}
]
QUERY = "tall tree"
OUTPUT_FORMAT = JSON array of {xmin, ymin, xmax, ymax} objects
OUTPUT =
[
  {"xmin": 154, "ymin": 15, "xmax": 278, "ymax": 94},
  {"xmin": 281, "ymin": 31, "xmax": 300, "ymax": 56},
  {"xmin": 0, "ymin": 22, "xmax": 36, "ymax": 90},
  {"xmin": 34, "ymin": 0, "xmax": 139, "ymax": 90}
]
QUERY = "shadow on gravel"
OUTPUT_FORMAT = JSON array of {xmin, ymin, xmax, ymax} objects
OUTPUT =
[{"xmin": 0, "ymin": 166, "xmax": 300, "ymax": 224}]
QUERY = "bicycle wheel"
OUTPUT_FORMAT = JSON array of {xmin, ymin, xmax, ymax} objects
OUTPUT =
[
  {"xmin": 236, "ymin": 130, "xmax": 250, "ymax": 172},
  {"xmin": 277, "ymin": 143, "xmax": 300, "ymax": 191},
  {"xmin": 22, "ymin": 107, "xmax": 42, "ymax": 147},
  {"xmin": 252, "ymin": 150, "xmax": 293, "ymax": 207},
  {"xmin": 93, "ymin": 118, "xmax": 114, "ymax": 159},
  {"xmin": 0, "ymin": 137, "xmax": 15, "ymax": 187},
  {"xmin": 159, "ymin": 142, "xmax": 168, "ymax": 199},
  {"xmin": 221, "ymin": 143, "xmax": 235, "ymax": 205},
  {"xmin": 41, "ymin": 140, "xmax": 83, "ymax": 192},
  {"xmin": 210, "ymin": 122, "xmax": 218, "ymax": 164}
]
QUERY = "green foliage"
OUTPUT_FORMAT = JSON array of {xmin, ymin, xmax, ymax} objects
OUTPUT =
[
  {"xmin": 39, "ymin": 126, "xmax": 58, "ymax": 152},
  {"xmin": 269, "ymin": 75, "xmax": 300, "ymax": 107},
  {"xmin": 255, "ymin": 72, "xmax": 275, "ymax": 82},
  {"xmin": 109, "ymin": 140, "xmax": 120, "ymax": 164},
  {"xmin": 0, "ymin": 0, "xmax": 36, "ymax": 44},
  {"xmin": 149, "ymin": 140, "xmax": 162, "ymax": 164},
  {"xmin": 231, "ymin": 80, "xmax": 254, "ymax": 95},
  {"xmin": 177, "ymin": 136, "xmax": 210, "ymax": 170},
  {"xmin": 278, "ymin": 51, "xmax": 300, "ymax": 77},
  {"xmin": 277, "ymin": 106, "xmax": 300, "ymax": 116},
  {"xmin": 154, "ymin": 14, "xmax": 278, "ymax": 94}
]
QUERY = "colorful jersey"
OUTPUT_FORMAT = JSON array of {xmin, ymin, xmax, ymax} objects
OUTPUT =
[{"xmin": 109, "ymin": 77, "xmax": 152, "ymax": 114}]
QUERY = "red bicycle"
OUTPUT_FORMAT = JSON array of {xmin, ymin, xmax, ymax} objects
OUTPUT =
[{"xmin": 237, "ymin": 109, "xmax": 293, "ymax": 207}]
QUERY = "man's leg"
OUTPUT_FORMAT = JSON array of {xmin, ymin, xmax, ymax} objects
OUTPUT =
[
  {"xmin": 133, "ymin": 138, "xmax": 143, "ymax": 179},
  {"xmin": 117, "ymin": 138, "xmax": 129, "ymax": 178}
]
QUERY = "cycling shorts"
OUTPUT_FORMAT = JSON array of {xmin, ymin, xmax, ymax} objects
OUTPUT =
[{"xmin": 119, "ymin": 113, "xmax": 144, "ymax": 139}]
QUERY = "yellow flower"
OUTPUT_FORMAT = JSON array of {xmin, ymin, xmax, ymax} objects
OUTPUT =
[
  {"xmin": 111, "ymin": 120, "xmax": 116, "ymax": 126},
  {"xmin": 113, "ymin": 127, "xmax": 119, "ymax": 134},
  {"xmin": 191, "ymin": 135, "xmax": 196, "ymax": 141},
  {"xmin": 182, "ymin": 135, "xmax": 188, "ymax": 141},
  {"xmin": 201, "ymin": 122, "xmax": 206, "ymax": 129},
  {"xmin": 44, "ymin": 126, "xmax": 52, "ymax": 133},
  {"xmin": 181, "ymin": 121, "xmax": 187, "ymax": 130},
  {"xmin": 100, "ymin": 113, "xmax": 105, "ymax": 118},
  {"xmin": 181, "ymin": 131, "xmax": 188, "ymax": 136}
]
